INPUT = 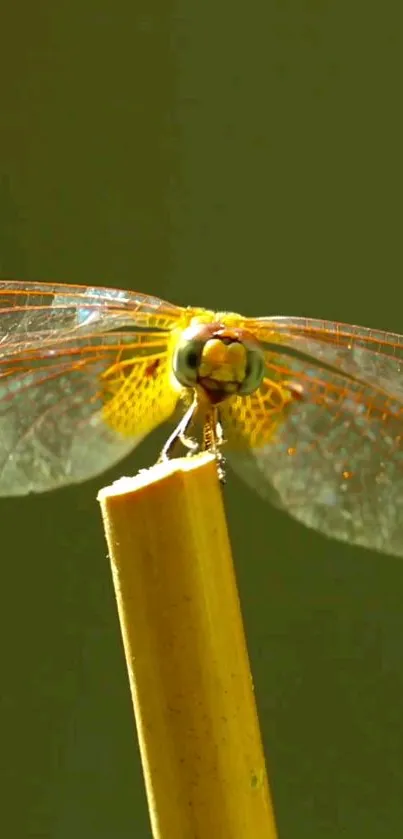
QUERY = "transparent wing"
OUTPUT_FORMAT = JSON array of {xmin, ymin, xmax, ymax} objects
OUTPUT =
[
  {"xmin": 223, "ymin": 316, "xmax": 403, "ymax": 557},
  {"xmin": 241, "ymin": 315, "xmax": 403, "ymax": 399},
  {"xmin": 0, "ymin": 331, "xmax": 178, "ymax": 495},
  {"xmin": 0, "ymin": 280, "xmax": 184, "ymax": 346}
]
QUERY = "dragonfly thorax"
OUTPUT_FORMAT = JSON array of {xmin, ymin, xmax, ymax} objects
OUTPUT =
[{"xmin": 172, "ymin": 322, "xmax": 265, "ymax": 404}]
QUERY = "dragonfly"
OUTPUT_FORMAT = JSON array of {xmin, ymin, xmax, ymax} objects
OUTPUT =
[{"xmin": 0, "ymin": 279, "xmax": 402, "ymax": 558}]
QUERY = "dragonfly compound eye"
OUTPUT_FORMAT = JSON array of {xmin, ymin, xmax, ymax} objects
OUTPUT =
[
  {"xmin": 172, "ymin": 337, "xmax": 204, "ymax": 387},
  {"xmin": 238, "ymin": 344, "xmax": 266, "ymax": 395}
]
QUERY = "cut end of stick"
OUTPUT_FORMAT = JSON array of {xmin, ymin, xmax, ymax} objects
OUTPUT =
[{"xmin": 97, "ymin": 451, "xmax": 216, "ymax": 501}]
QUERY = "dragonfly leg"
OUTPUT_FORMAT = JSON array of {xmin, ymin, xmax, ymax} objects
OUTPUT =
[
  {"xmin": 159, "ymin": 397, "xmax": 199, "ymax": 461},
  {"xmin": 203, "ymin": 408, "xmax": 227, "ymax": 484},
  {"xmin": 160, "ymin": 400, "xmax": 227, "ymax": 485}
]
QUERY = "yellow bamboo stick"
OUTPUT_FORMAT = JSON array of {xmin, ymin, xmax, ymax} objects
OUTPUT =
[{"xmin": 98, "ymin": 452, "xmax": 278, "ymax": 839}]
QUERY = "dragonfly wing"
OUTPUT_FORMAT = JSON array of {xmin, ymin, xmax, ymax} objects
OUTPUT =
[
  {"xmin": 0, "ymin": 280, "xmax": 184, "ymax": 343},
  {"xmin": 223, "ymin": 342, "xmax": 403, "ymax": 558},
  {"xmin": 243, "ymin": 315, "xmax": 403, "ymax": 400},
  {"xmin": 0, "ymin": 332, "xmax": 178, "ymax": 495}
]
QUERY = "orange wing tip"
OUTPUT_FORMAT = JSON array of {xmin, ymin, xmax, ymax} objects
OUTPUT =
[{"xmin": 97, "ymin": 451, "xmax": 216, "ymax": 500}]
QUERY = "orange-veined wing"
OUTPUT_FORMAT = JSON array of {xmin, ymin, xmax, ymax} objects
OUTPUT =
[
  {"xmin": 0, "ymin": 280, "xmax": 188, "ymax": 495},
  {"xmin": 242, "ymin": 315, "xmax": 403, "ymax": 399},
  {"xmin": 0, "ymin": 280, "xmax": 184, "ymax": 346},
  {"xmin": 223, "ymin": 316, "xmax": 403, "ymax": 557},
  {"xmin": 0, "ymin": 333, "xmax": 178, "ymax": 495}
]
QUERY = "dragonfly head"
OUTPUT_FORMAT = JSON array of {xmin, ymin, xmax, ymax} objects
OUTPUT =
[{"xmin": 172, "ymin": 322, "xmax": 265, "ymax": 403}]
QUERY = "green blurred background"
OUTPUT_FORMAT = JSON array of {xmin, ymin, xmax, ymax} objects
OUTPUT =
[{"xmin": 1, "ymin": 2, "xmax": 403, "ymax": 837}]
